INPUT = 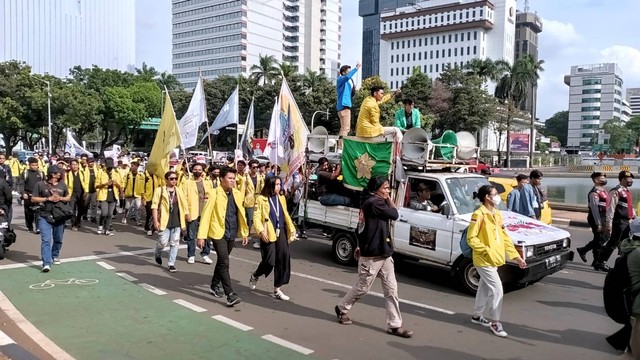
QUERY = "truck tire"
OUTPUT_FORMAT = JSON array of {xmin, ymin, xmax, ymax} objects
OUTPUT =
[
  {"xmin": 456, "ymin": 257, "xmax": 479, "ymax": 295},
  {"xmin": 332, "ymin": 232, "xmax": 357, "ymax": 266},
  {"xmin": 0, "ymin": 246, "xmax": 5, "ymax": 260}
]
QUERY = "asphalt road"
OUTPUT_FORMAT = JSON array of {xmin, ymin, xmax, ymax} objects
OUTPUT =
[{"xmin": 0, "ymin": 208, "xmax": 625, "ymax": 360}]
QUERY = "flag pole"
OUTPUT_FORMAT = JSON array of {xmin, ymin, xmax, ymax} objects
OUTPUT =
[
  {"xmin": 235, "ymin": 85, "xmax": 240, "ymax": 150},
  {"xmin": 199, "ymin": 70, "xmax": 214, "ymax": 159}
]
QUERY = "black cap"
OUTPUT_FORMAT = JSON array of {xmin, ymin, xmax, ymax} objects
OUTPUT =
[
  {"xmin": 619, "ymin": 170, "xmax": 635, "ymax": 180},
  {"xmin": 591, "ymin": 172, "xmax": 606, "ymax": 179},
  {"xmin": 47, "ymin": 165, "xmax": 61, "ymax": 175}
]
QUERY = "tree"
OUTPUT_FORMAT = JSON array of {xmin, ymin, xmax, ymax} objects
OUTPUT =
[
  {"xmin": 250, "ymin": 55, "xmax": 280, "ymax": 85},
  {"xmin": 155, "ymin": 71, "xmax": 182, "ymax": 91},
  {"xmin": 625, "ymin": 115, "xmax": 640, "ymax": 148},
  {"xmin": 540, "ymin": 111, "xmax": 568, "ymax": 146},
  {"xmin": 464, "ymin": 58, "xmax": 500, "ymax": 85},
  {"xmin": 135, "ymin": 62, "xmax": 159, "ymax": 82},
  {"xmin": 301, "ymin": 68, "xmax": 327, "ymax": 95},
  {"xmin": 277, "ymin": 62, "xmax": 299, "ymax": 83},
  {"xmin": 603, "ymin": 119, "xmax": 633, "ymax": 153}
]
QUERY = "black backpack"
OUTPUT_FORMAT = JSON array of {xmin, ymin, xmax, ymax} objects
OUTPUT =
[{"xmin": 603, "ymin": 254, "xmax": 640, "ymax": 324}]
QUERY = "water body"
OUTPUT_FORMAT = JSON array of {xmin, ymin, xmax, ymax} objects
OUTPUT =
[{"xmin": 543, "ymin": 177, "xmax": 640, "ymax": 207}]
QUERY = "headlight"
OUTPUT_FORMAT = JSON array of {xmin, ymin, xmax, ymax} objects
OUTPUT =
[
  {"xmin": 562, "ymin": 238, "xmax": 570, "ymax": 248},
  {"xmin": 525, "ymin": 246, "xmax": 535, "ymax": 259}
]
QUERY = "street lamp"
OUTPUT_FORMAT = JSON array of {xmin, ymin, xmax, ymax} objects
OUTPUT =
[
  {"xmin": 37, "ymin": 78, "xmax": 52, "ymax": 153},
  {"xmin": 310, "ymin": 109, "xmax": 329, "ymax": 130}
]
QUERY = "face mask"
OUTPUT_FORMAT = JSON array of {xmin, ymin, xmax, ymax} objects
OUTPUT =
[
  {"xmin": 491, "ymin": 195, "xmax": 501, "ymax": 206},
  {"xmin": 193, "ymin": 172, "xmax": 202, "ymax": 178},
  {"xmin": 628, "ymin": 180, "xmax": 634, "ymax": 187},
  {"xmin": 600, "ymin": 179, "xmax": 608, "ymax": 186}
]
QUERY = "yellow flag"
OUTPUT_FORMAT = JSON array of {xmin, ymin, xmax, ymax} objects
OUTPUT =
[{"xmin": 147, "ymin": 93, "xmax": 182, "ymax": 179}]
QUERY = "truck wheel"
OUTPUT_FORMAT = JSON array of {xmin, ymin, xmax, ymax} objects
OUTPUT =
[
  {"xmin": 456, "ymin": 258, "xmax": 479, "ymax": 295},
  {"xmin": 332, "ymin": 232, "xmax": 356, "ymax": 266},
  {"xmin": 0, "ymin": 246, "xmax": 5, "ymax": 260}
]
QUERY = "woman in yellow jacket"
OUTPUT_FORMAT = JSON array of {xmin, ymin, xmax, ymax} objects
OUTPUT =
[
  {"xmin": 249, "ymin": 176, "xmax": 296, "ymax": 301},
  {"xmin": 466, "ymin": 184, "xmax": 527, "ymax": 338}
]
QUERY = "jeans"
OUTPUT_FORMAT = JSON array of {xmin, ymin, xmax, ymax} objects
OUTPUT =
[
  {"xmin": 186, "ymin": 217, "xmax": 210, "ymax": 257},
  {"xmin": 319, "ymin": 193, "xmax": 351, "ymax": 206},
  {"xmin": 211, "ymin": 238, "xmax": 235, "ymax": 296},
  {"xmin": 38, "ymin": 216, "xmax": 65, "ymax": 266},
  {"xmin": 99, "ymin": 201, "xmax": 116, "ymax": 230},
  {"xmin": 155, "ymin": 227, "xmax": 181, "ymax": 266},
  {"xmin": 124, "ymin": 197, "xmax": 141, "ymax": 221},
  {"xmin": 473, "ymin": 266, "xmax": 503, "ymax": 322}
]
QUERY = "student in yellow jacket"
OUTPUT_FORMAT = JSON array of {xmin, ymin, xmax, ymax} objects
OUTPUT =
[
  {"xmin": 196, "ymin": 166, "xmax": 248, "ymax": 307},
  {"xmin": 142, "ymin": 170, "xmax": 164, "ymax": 236},
  {"xmin": 181, "ymin": 163, "xmax": 214, "ymax": 264},
  {"xmin": 122, "ymin": 161, "xmax": 145, "ymax": 225},
  {"xmin": 152, "ymin": 170, "xmax": 190, "ymax": 273},
  {"xmin": 64, "ymin": 159, "xmax": 89, "ymax": 230},
  {"xmin": 355, "ymin": 86, "xmax": 402, "ymax": 142},
  {"xmin": 95, "ymin": 166, "xmax": 122, "ymax": 236},
  {"xmin": 249, "ymin": 176, "xmax": 296, "ymax": 301},
  {"xmin": 116, "ymin": 159, "xmax": 130, "ymax": 213},
  {"xmin": 245, "ymin": 159, "xmax": 265, "ymax": 249},
  {"xmin": 466, "ymin": 184, "xmax": 527, "ymax": 338}
]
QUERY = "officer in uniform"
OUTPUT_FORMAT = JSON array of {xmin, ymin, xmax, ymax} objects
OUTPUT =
[
  {"xmin": 595, "ymin": 170, "xmax": 635, "ymax": 271},
  {"xmin": 577, "ymin": 172, "xmax": 609, "ymax": 271}
]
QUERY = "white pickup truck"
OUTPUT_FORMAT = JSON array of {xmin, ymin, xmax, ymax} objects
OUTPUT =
[{"xmin": 300, "ymin": 171, "xmax": 574, "ymax": 294}]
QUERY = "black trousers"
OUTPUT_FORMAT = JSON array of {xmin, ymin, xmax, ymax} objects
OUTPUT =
[
  {"xmin": 582, "ymin": 215, "xmax": 608, "ymax": 265},
  {"xmin": 253, "ymin": 229, "xmax": 291, "ymax": 288},
  {"xmin": 211, "ymin": 239, "xmax": 235, "ymax": 296},
  {"xmin": 23, "ymin": 198, "xmax": 38, "ymax": 231},
  {"xmin": 599, "ymin": 219, "xmax": 630, "ymax": 264},
  {"xmin": 69, "ymin": 192, "xmax": 85, "ymax": 227},
  {"xmin": 144, "ymin": 202, "xmax": 153, "ymax": 231}
]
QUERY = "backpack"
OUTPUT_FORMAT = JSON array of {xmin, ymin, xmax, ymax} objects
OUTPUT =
[
  {"xmin": 603, "ymin": 254, "xmax": 640, "ymax": 324},
  {"xmin": 460, "ymin": 227, "xmax": 472, "ymax": 258}
]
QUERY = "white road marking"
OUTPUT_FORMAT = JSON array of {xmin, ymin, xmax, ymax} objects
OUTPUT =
[
  {"xmin": 116, "ymin": 272, "xmax": 138, "ymax": 282},
  {"xmin": 212, "ymin": 315, "xmax": 253, "ymax": 331},
  {"xmin": 0, "ymin": 291, "xmax": 76, "ymax": 360},
  {"xmin": 96, "ymin": 261, "xmax": 115, "ymax": 270},
  {"xmin": 0, "ymin": 329, "xmax": 15, "ymax": 346},
  {"xmin": 173, "ymin": 299, "xmax": 207, "ymax": 313},
  {"xmin": 139, "ymin": 283, "xmax": 167, "ymax": 295},
  {"xmin": 262, "ymin": 334, "xmax": 314, "ymax": 355}
]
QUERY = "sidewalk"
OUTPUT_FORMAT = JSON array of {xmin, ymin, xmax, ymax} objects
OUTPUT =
[{"xmin": 552, "ymin": 209, "xmax": 588, "ymax": 228}]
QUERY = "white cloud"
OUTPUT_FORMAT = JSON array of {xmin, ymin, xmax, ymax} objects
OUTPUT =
[
  {"xmin": 540, "ymin": 19, "xmax": 583, "ymax": 46},
  {"xmin": 600, "ymin": 45, "xmax": 640, "ymax": 86}
]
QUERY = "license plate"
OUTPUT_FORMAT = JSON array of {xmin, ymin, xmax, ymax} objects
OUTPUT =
[{"xmin": 545, "ymin": 255, "xmax": 561, "ymax": 269}]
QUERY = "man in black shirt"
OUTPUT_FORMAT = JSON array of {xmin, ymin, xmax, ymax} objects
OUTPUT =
[
  {"xmin": 316, "ymin": 157, "xmax": 351, "ymax": 206},
  {"xmin": 21, "ymin": 157, "xmax": 44, "ymax": 233}
]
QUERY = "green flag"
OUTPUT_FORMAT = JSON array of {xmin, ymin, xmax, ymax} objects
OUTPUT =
[{"xmin": 341, "ymin": 136, "xmax": 393, "ymax": 190}]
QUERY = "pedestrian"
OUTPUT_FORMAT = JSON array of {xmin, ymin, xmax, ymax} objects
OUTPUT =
[
  {"xmin": 394, "ymin": 99, "xmax": 421, "ymax": 133},
  {"xmin": 96, "ymin": 162, "xmax": 122, "ymax": 236},
  {"xmin": 21, "ymin": 157, "xmax": 45, "ymax": 233},
  {"xmin": 244, "ymin": 159, "xmax": 264, "ymax": 249},
  {"xmin": 334, "ymin": 176, "xmax": 413, "ymax": 338},
  {"xmin": 506, "ymin": 174, "xmax": 536, "ymax": 218},
  {"xmin": 596, "ymin": 171, "xmax": 636, "ymax": 271},
  {"xmin": 116, "ymin": 158, "xmax": 130, "ymax": 213},
  {"xmin": 467, "ymin": 184, "xmax": 527, "ymax": 338},
  {"xmin": 122, "ymin": 160, "xmax": 145, "ymax": 226},
  {"xmin": 197, "ymin": 166, "xmax": 249, "ymax": 307},
  {"xmin": 143, "ymin": 169, "xmax": 163, "ymax": 236},
  {"xmin": 64, "ymin": 159, "xmax": 89, "ymax": 231},
  {"xmin": 577, "ymin": 172, "xmax": 610, "ymax": 271},
  {"xmin": 0, "ymin": 152, "xmax": 13, "ymax": 188},
  {"xmin": 616, "ymin": 221, "xmax": 640, "ymax": 355},
  {"xmin": 81, "ymin": 157, "xmax": 101, "ymax": 224},
  {"xmin": 8, "ymin": 155, "xmax": 24, "ymax": 205},
  {"xmin": 355, "ymin": 86, "xmax": 402, "ymax": 142},
  {"xmin": 528, "ymin": 169, "xmax": 546, "ymax": 220},
  {"xmin": 0, "ymin": 168, "xmax": 12, "ymax": 227},
  {"xmin": 336, "ymin": 62, "xmax": 360, "ymax": 149},
  {"xmin": 182, "ymin": 163, "xmax": 213, "ymax": 264},
  {"xmin": 30, "ymin": 165, "xmax": 71, "ymax": 272},
  {"xmin": 249, "ymin": 176, "xmax": 296, "ymax": 301}
]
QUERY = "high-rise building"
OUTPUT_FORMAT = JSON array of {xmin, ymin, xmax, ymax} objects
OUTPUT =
[
  {"xmin": 358, "ymin": 0, "xmax": 414, "ymax": 79},
  {"xmin": 564, "ymin": 63, "xmax": 628, "ymax": 148},
  {"xmin": 172, "ymin": 0, "xmax": 341, "ymax": 88},
  {"xmin": 514, "ymin": 10, "xmax": 542, "ymax": 115},
  {"xmin": 627, "ymin": 88, "xmax": 640, "ymax": 116},
  {"xmin": 378, "ymin": 0, "xmax": 517, "ymax": 90},
  {"xmin": 0, "ymin": 0, "xmax": 136, "ymax": 77}
]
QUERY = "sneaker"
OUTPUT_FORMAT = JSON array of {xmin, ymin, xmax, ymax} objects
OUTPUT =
[
  {"xmin": 146, "ymin": 230, "xmax": 153, "ymax": 236},
  {"xmin": 490, "ymin": 322, "xmax": 508, "ymax": 338},
  {"xmin": 226, "ymin": 293, "xmax": 241, "ymax": 307},
  {"xmin": 97, "ymin": 226, "xmax": 104, "ymax": 235},
  {"xmin": 187, "ymin": 256, "xmax": 195, "ymax": 264},
  {"xmin": 90, "ymin": 218, "xmax": 97, "ymax": 224},
  {"xmin": 71, "ymin": 226, "xmax": 78, "ymax": 231},
  {"xmin": 249, "ymin": 273, "xmax": 258, "ymax": 290},
  {"xmin": 168, "ymin": 265, "xmax": 177, "ymax": 273},
  {"xmin": 201, "ymin": 255, "xmax": 213, "ymax": 264},
  {"xmin": 273, "ymin": 289, "xmax": 290, "ymax": 301},
  {"xmin": 209, "ymin": 284, "xmax": 224, "ymax": 298},
  {"xmin": 471, "ymin": 315, "xmax": 491, "ymax": 327},
  {"xmin": 593, "ymin": 263, "xmax": 611, "ymax": 272},
  {"xmin": 576, "ymin": 247, "xmax": 587, "ymax": 263},
  {"xmin": 299, "ymin": 232, "xmax": 308, "ymax": 239},
  {"xmin": 122, "ymin": 218, "xmax": 127, "ymax": 224},
  {"xmin": 53, "ymin": 258, "xmax": 61, "ymax": 265},
  {"xmin": 252, "ymin": 241, "xmax": 261, "ymax": 249},
  {"xmin": 42, "ymin": 265, "xmax": 50, "ymax": 273},
  {"xmin": 105, "ymin": 231, "xmax": 115, "ymax": 236},
  {"xmin": 334, "ymin": 305, "xmax": 352, "ymax": 325},
  {"xmin": 155, "ymin": 256, "xmax": 162, "ymax": 265},
  {"xmin": 35, "ymin": 229, "xmax": 40, "ymax": 234}
]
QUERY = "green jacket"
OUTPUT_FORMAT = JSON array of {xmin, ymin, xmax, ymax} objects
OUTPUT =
[
  {"xmin": 620, "ymin": 237, "xmax": 640, "ymax": 316},
  {"xmin": 394, "ymin": 108, "xmax": 421, "ymax": 130}
]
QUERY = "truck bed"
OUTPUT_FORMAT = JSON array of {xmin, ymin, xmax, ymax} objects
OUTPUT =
[{"xmin": 299, "ymin": 200, "xmax": 360, "ymax": 231}]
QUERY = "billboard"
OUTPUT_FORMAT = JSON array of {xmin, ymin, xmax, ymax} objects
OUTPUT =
[{"xmin": 510, "ymin": 133, "xmax": 530, "ymax": 152}]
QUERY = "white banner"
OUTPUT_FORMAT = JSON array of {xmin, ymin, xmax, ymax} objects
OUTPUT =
[
  {"xmin": 178, "ymin": 77, "xmax": 207, "ymax": 149},
  {"xmin": 64, "ymin": 129, "xmax": 90, "ymax": 157},
  {"xmin": 266, "ymin": 97, "xmax": 282, "ymax": 165}
]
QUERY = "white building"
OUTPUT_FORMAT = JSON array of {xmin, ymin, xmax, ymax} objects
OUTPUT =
[
  {"xmin": 627, "ymin": 88, "xmax": 640, "ymax": 116},
  {"xmin": 0, "ymin": 0, "xmax": 136, "ymax": 77},
  {"xmin": 564, "ymin": 63, "xmax": 627, "ymax": 148},
  {"xmin": 172, "ymin": 0, "xmax": 341, "ymax": 88}
]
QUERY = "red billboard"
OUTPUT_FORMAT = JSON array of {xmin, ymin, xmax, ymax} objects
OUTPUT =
[{"xmin": 510, "ymin": 133, "xmax": 530, "ymax": 152}]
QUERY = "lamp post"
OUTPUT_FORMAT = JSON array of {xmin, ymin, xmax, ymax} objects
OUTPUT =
[
  {"xmin": 310, "ymin": 109, "xmax": 329, "ymax": 130},
  {"xmin": 37, "ymin": 79, "xmax": 52, "ymax": 153}
]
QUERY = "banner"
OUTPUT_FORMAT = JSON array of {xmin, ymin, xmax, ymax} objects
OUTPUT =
[
  {"xmin": 509, "ymin": 133, "xmax": 530, "ymax": 152},
  {"xmin": 341, "ymin": 136, "xmax": 393, "ymax": 190},
  {"xmin": 178, "ymin": 77, "xmax": 207, "ymax": 149},
  {"xmin": 147, "ymin": 93, "xmax": 182, "ymax": 179},
  {"xmin": 240, "ymin": 97, "xmax": 255, "ymax": 157},
  {"xmin": 204, "ymin": 86, "xmax": 238, "ymax": 137},
  {"xmin": 278, "ymin": 78, "xmax": 309, "ymax": 175},
  {"xmin": 64, "ymin": 129, "xmax": 90, "ymax": 157},
  {"xmin": 104, "ymin": 144, "xmax": 121, "ymax": 162},
  {"xmin": 266, "ymin": 98, "xmax": 281, "ymax": 165}
]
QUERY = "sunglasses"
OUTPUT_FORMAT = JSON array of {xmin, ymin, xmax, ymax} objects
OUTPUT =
[{"xmin": 168, "ymin": 177, "xmax": 178, "ymax": 180}]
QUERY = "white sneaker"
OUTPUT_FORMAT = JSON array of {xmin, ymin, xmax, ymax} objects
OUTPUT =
[
  {"xmin": 42, "ymin": 265, "xmax": 50, "ymax": 273},
  {"xmin": 187, "ymin": 256, "xmax": 195, "ymax": 264},
  {"xmin": 273, "ymin": 289, "xmax": 289, "ymax": 301},
  {"xmin": 490, "ymin": 322, "xmax": 508, "ymax": 338},
  {"xmin": 122, "ymin": 218, "xmax": 127, "ymax": 224},
  {"xmin": 105, "ymin": 231, "xmax": 115, "ymax": 236},
  {"xmin": 97, "ymin": 226, "xmax": 104, "ymax": 235},
  {"xmin": 471, "ymin": 316, "xmax": 491, "ymax": 327},
  {"xmin": 53, "ymin": 258, "xmax": 61, "ymax": 265},
  {"xmin": 249, "ymin": 273, "xmax": 258, "ymax": 290},
  {"xmin": 252, "ymin": 241, "xmax": 261, "ymax": 249},
  {"xmin": 201, "ymin": 255, "xmax": 213, "ymax": 264},
  {"xmin": 146, "ymin": 230, "xmax": 153, "ymax": 236}
]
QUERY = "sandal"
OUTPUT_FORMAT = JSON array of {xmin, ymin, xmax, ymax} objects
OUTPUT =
[
  {"xmin": 335, "ymin": 305, "xmax": 352, "ymax": 325},
  {"xmin": 387, "ymin": 327, "xmax": 413, "ymax": 338}
]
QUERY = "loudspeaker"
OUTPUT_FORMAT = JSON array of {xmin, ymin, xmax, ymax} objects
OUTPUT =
[
  {"xmin": 308, "ymin": 126, "xmax": 337, "ymax": 153},
  {"xmin": 455, "ymin": 131, "xmax": 477, "ymax": 160},
  {"xmin": 402, "ymin": 127, "xmax": 431, "ymax": 161},
  {"xmin": 431, "ymin": 130, "xmax": 458, "ymax": 161}
]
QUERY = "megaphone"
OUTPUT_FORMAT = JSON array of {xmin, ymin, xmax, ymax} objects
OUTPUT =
[
  {"xmin": 455, "ymin": 131, "xmax": 477, "ymax": 160},
  {"xmin": 309, "ymin": 126, "xmax": 330, "ymax": 153},
  {"xmin": 431, "ymin": 130, "xmax": 458, "ymax": 161},
  {"xmin": 402, "ymin": 127, "xmax": 431, "ymax": 161}
]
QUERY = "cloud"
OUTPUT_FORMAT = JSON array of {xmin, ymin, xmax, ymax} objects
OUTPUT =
[
  {"xmin": 539, "ymin": 19, "xmax": 586, "ymax": 59},
  {"xmin": 600, "ymin": 45, "xmax": 640, "ymax": 85}
]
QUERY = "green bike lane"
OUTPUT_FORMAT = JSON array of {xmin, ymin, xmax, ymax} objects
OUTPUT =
[{"xmin": 0, "ymin": 261, "xmax": 312, "ymax": 360}]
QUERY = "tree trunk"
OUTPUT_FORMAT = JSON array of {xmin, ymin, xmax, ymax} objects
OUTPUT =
[
  {"xmin": 497, "ymin": 128, "xmax": 503, "ymax": 166},
  {"xmin": 506, "ymin": 101, "xmax": 513, "ymax": 168}
]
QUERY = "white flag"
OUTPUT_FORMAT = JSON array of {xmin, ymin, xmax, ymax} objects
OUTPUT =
[
  {"xmin": 64, "ymin": 129, "xmax": 90, "ymax": 157},
  {"xmin": 240, "ymin": 97, "xmax": 255, "ymax": 157},
  {"xmin": 266, "ymin": 97, "xmax": 282, "ymax": 165},
  {"xmin": 104, "ymin": 144, "xmax": 121, "ymax": 161},
  {"xmin": 178, "ymin": 77, "xmax": 208, "ymax": 149},
  {"xmin": 204, "ymin": 86, "xmax": 239, "ymax": 137}
]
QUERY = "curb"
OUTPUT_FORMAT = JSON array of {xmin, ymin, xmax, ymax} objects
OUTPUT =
[
  {"xmin": 0, "ymin": 330, "xmax": 40, "ymax": 360},
  {"xmin": 553, "ymin": 217, "xmax": 589, "ymax": 228}
]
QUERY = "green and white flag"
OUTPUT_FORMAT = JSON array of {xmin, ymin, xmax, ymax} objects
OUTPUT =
[{"xmin": 341, "ymin": 136, "xmax": 393, "ymax": 190}]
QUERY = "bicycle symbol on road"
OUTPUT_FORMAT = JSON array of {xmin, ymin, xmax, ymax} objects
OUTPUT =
[{"xmin": 29, "ymin": 278, "xmax": 99, "ymax": 290}]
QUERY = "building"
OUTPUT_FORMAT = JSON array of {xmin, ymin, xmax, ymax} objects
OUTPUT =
[
  {"xmin": 627, "ymin": 88, "xmax": 640, "ymax": 116},
  {"xmin": 564, "ymin": 63, "xmax": 627, "ymax": 148},
  {"xmin": 378, "ymin": 0, "xmax": 517, "ymax": 90},
  {"xmin": 172, "ymin": 0, "xmax": 341, "ymax": 88},
  {"xmin": 0, "ymin": 0, "xmax": 136, "ymax": 77},
  {"xmin": 514, "ymin": 10, "xmax": 542, "ymax": 115}
]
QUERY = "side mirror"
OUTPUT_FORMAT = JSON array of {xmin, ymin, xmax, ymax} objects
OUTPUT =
[{"xmin": 440, "ymin": 201, "xmax": 451, "ymax": 217}]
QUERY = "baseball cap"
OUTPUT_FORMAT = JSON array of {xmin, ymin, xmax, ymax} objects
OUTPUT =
[
  {"xmin": 591, "ymin": 172, "xmax": 606, "ymax": 179},
  {"xmin": 47, "ymin": 165, "xmax": 61, "ymax": 175},
  {"xmin": 619, "ymin": 171, "xmax": 635, "ymax": 181},
  {"xmin": 630, "ymin": 218, "xmax": 640, "ymax": 237}
]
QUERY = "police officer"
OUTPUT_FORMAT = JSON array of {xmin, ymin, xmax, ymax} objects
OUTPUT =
[
  {"xmin": 577, "ymin": 172, "xmax": 609, "ymax": 271},
  {"xmin": 596, "ymin": 171, "xmax": 636, "ymax": 271}
]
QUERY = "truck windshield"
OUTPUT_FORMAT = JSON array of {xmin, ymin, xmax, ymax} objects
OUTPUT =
[{"xmin": 445, "ymin": 177, "xmax": 506, "ymax": 214}]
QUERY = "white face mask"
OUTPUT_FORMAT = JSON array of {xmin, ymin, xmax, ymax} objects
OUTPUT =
[{"xmin": 491, "ymin": 195, "xmax": 501, "ymax": 206}]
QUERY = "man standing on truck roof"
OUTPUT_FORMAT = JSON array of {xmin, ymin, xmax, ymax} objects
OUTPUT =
[{"xmin": 577, "ymin": 172, "xmax": 610, "ymax": 271}]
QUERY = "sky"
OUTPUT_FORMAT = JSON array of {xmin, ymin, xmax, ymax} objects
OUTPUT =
[{"xmin": 136, "ymin": 0, "xmax": 640, "ymax": 122}]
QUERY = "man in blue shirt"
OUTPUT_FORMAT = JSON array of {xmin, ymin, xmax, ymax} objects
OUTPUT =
[
  {"xmin": 506, "ymin": 174, "xmax": 536, "ymax": 218},
  {"xmin": 336, "ymin": 62, "xmax": 360, "ymax": 149}
]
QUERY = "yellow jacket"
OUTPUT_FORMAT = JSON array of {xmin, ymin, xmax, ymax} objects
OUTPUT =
[
  {"xmin": 8, "ymin": 158, "xmax": 24, "ymax": 178},
  {"xmin": 143, "ymin": 171, "xmax": 164, "ymax": 202},
  {"xmin": 64, "ymin": 169, "xmax": 90, "ymax": 194},
  {"xmin": 466, "ymin": 205, "xmax": 520, "ymax": 267},
  {"xmin": 355, "ymin": 93, "xmax": 393, "ymax": 137},
  {"xmin": 38, "ymin": 158, "xmax": 47, "ymax": 173},
  {"xmin": 252, "ymin": 195, "xmax": 295, "ymax": 242},
  {"xmin": 197, "ymin": 186, "xmax": 249, "ymax": 240},
  {"xmin": 96, "ymin": 170, "xmax": 123, "ymax": 201},
  {"xmin": 123, "ymin": 171, "xmax": 145, "ymax": 198},
  {"xmin": 151, "ymin": 186, "xmax": 189, "ymax": 230},
  {"xmin": 242, "ymin": 173, "xmax": 264, "ymax": 208},
  {"xmin": 116, "ymin": 167, "xmax": 129, "ymax": 183},
  {"xmin": 80, "ymin": 166, "xmax": 103, "ymax": 192},
  {"xmin": 181, "ymin": 177, "xmax": 214, "ymax": 220}
]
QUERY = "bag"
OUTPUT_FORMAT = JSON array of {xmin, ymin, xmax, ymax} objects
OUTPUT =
[
  {"xmin": 42, "ymin": 202, "xmax": 74, "ymax": 223},
  {"xmin": 460, "ymin": 227, "xmax": 472, "ymax": 258},
  {"xmin": 603, "ymin": 254, "xmax": 640, "ymax": 324}
]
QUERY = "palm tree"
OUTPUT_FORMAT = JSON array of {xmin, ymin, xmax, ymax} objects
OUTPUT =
[
  {"xmin": 301, "ymin": 68, "xmax": 327, "ymax": 94},
  {"xmin": 464, "ymin": 58, "xmax": 500, "ymax": 85},
  {"xmin": 250, "ymin": 55, "xmax": 280, "ymax": 85},
  {"xmin": 278, "ymin": 62, "xmax": 299, "ymax": 83},
  {"xmin": 135, "ymin": 62, "xmax": 159, "ymax": 81},
  {"xmin": 155, "ymin": 71, "xmax": 182, "ymax": 91}
]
